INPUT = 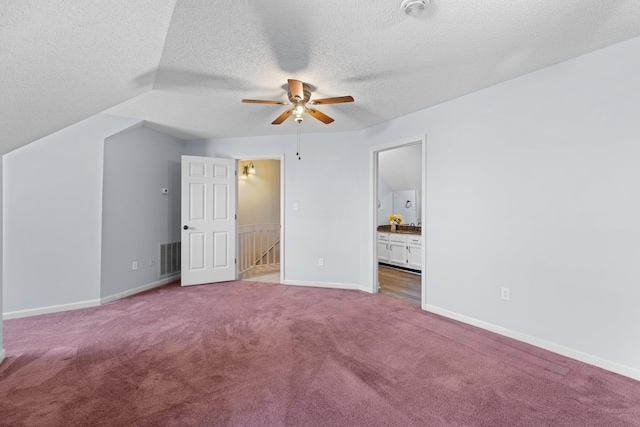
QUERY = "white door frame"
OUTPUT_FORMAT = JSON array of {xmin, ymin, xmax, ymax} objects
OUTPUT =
[
  {"xmin": 233, "ymin": 153, "xmax": 286, "ymax": 284},
  {"xmin": 369, "ymin": 135, "xmax": 426, "ymax": 308}
]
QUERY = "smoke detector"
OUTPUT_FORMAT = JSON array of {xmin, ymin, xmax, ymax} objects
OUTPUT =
[{"xmin": 401, "ymin": 0, "xmax": 429, "ymax": 15}]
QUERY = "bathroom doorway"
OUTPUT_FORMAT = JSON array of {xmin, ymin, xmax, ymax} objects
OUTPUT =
[{"xmin": 372, "ymin": 136, "xmax": 426, "ymax": 307}]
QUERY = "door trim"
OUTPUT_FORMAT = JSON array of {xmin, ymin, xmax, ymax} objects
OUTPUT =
[{"xmin": 369, "ymin": 135, "xmax": 426, "ymax": 308}]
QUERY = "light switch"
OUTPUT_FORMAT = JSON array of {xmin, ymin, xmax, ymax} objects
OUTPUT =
[{"xmin": 293, "ymin": 203, "xmax": 299, "ymax": 211}]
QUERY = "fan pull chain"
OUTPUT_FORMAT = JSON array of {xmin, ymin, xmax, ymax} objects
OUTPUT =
[{"xmin": 296, "ymin": 121, "xmax": 301, "ymax": 160}]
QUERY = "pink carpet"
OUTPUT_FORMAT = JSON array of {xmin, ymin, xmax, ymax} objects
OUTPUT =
[{"xmin": 1, "ymin": 281, "xmax": 639, "ymax": 426}]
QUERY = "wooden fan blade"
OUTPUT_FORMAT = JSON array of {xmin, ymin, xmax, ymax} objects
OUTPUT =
[
  {"xmin": 288, "ymin": 79, "xmax": 304, "ymax": 100},
  {"xmin": 272, "ymin": 109, "xmax": 293, "ymax": 125},
  {"xmin": 242, "ymin": 99, "xmax": 288, "ymax": 105},
  {"xmin": 307, "ymin": 108, "xmax": 334, "ymax": 124},
  {"xmin": 309, "ymin": 96, "xmax": 354, "ymax": 105}
]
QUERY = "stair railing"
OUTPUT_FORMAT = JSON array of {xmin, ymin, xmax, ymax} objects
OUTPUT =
[{"xmin": 238, "ymin": 223, "xmax": 281, "ymax": 274}]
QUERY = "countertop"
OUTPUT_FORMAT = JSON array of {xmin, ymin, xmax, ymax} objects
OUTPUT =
[{"xmin": 377, "ymin": 225, "xmax": 421, "ymax": 235}]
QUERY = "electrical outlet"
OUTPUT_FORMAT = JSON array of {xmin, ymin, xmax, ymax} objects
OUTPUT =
[
  {"xmin": 132, "ymin": 261, "xmax": 138, "ymax": 271},
  {"xmin": 501, "ymin": 287, "xmax": 510, "ymax": 301},
  {"xmin": 318, "ymin": 258, "xmax": 324, "ymax": 266},
  {"xmin": 149, "ymin": 259, "xmax": 155, "ymax": 267}
]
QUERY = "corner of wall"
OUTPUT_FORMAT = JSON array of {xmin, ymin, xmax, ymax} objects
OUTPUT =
[
  {"xmin": 100, "ymin": 126, "xmax": 184, "ymax": 299},
  {"xmin": 3, "ymin": 114, "xmax": 143, "ymax": 315}
]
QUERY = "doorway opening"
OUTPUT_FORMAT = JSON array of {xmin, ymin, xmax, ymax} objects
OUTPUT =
[
  {"xmin": 372, "ymin": 136, "xmax": 426, "ymax": 307},
  {"xmin": 237, "ymin": 158, "xmax": 282, "ymax": 283}
]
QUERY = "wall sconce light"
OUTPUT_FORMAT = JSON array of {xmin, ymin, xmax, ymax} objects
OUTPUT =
[{"xmin": 240, "ymin": 163, "xmax": 256, "ymax": 180}]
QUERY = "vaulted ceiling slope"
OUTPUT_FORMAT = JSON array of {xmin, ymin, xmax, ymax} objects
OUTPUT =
[
  {"xmin": 3, "ymin": 1, "xmax": 640, "ymax": 154},
  {"xmin": 1, "ymin": 0, "xmax": 177, "ymax": 154}
]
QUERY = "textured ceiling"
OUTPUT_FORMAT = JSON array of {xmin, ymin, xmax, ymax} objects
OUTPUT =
[
  {"xmin": 1, "ymin": 0, "xmax": 176, "ymax": 154},
  {"xmin": 3, "ymin": 0, "xmax": 640, "ymax": 153}
]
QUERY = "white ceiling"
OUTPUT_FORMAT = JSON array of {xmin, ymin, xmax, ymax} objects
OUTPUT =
[{"xmin": 3, "ymin": 0, "xmax": 640, "ymax": 153}]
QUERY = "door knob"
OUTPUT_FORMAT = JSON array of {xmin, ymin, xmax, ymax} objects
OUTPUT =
[{"xmin": 183, "ymin": 225, "xmax": 189, "ymax": 230}]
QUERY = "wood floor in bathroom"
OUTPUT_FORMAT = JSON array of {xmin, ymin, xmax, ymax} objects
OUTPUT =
[
  {"xmin": 243, "ymin": 263, "xmax": 421, "ymax": 307},
  {"xmin": 378, "ymin": 264, "xmax": 421, "ymax": 306}
]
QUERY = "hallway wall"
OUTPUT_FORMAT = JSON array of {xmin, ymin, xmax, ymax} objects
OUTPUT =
[{"xmin": 238, "ymin": 159, "xmax": 280, "ymax": 226}]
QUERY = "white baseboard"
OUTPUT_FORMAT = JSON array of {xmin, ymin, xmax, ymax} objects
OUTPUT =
[
  {"xmin": 100, "ymin": 275, "xmax": 180, "ymax": 305},
  {"xmin": 3, "ymin": 276, "xmax": 180, "ymax": 320},
  {"xmin": 424, "ymin": 304, "xmax": 640, "ymax": 382},
  {"xmin": 359, "ymin": 285, "xmax": 376, "ymax": 294},
  {"xmin": 3, "ymin": 298, "xmax": 101, "ymax": 320},
  {"xmin": 0, "ymin": 349, "xmax": 5, "ymax": 366},
  {"xmin": 283, "ymin": 280, "xmax": 360, "ymax": 291}
]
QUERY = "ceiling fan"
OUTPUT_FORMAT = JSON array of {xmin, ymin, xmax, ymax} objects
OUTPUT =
[{"xmin": 242, "ymin": 79, "xmax": 354, "ymax": 125}]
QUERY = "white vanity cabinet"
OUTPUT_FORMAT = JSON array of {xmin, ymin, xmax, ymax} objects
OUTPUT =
[
  {"xmin": 377, "ymin": 232, "xmax": 422, "ymax": 270},
  {"xmin": 389, "ymin": 234, "xmax": 408, "ymax": 265},
  {"xmin": 406, "ymin": 235, "xmax": 422, "ymax": 270},
  {"xmin": 377, "ymin": 233, "xmax": 390, "ymax": 262}
]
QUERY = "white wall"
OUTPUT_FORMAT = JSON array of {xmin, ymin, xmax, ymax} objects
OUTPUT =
[
  {"xmin": 184, "ymin": 132, "xmax": 365, "ymax": 288},
  {"xmin": 186, "ymin": 36, "xmax": 640, "ymax": 378},
  {"xmin": 362, "ymin": 37, "xmax": 640, "ymax": 376},
  {"xmin": 3, "ymin": 114, "xmax": 139, "ymax": 315},
  {"xmin": 100, "ymin": 126, "xmax": 183, "ymax": 298}
]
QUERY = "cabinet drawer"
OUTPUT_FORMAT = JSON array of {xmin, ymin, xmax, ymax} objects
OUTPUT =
[
  {"xmin": 378, "ymin": 233, "xmax": 389, "ymax": 241},
  {"xmin": 389, "ymin": 234, "xmax": 407, "ymax": 243},
  {"xmin": 407, "ymin": 236, "xmax": 421, "ymax": 245}
]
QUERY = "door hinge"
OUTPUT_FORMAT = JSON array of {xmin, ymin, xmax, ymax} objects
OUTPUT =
[
  {"xmin": 235, "ymin": 214, "xmax": 237, "ymax": 220},
  {"xmin": 235, "ymin": 258, "xmax": 237, "ymax": 264}
]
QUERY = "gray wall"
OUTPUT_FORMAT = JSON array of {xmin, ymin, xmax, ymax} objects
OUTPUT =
[
  {"xmin": 100, "ymin": 127, "xmax": 183, "ymax": 298},
  {"xmin": 0, "ymin": 160, "xmax": 3, "ymax": 364},
  {"xmin": 3, "ymin": 114, "xmax": 139, "ymax": 314},
  {"xmin": 377, "ymin": 174, "xmax": 393, "ymax": 226},
  {"xmin": 185, "ymin": 36, "xmax": 640, "ymax": 377}
]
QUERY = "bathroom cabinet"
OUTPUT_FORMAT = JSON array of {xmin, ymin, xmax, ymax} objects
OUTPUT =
[{"xmin": 377, "ymin": 232, "xmax": 422, "ymax": 270}]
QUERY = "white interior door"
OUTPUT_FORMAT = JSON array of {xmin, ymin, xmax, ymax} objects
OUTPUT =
[{"xmin": 181, "ymin": 155, "xmax": 237, "ymax": 286}]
